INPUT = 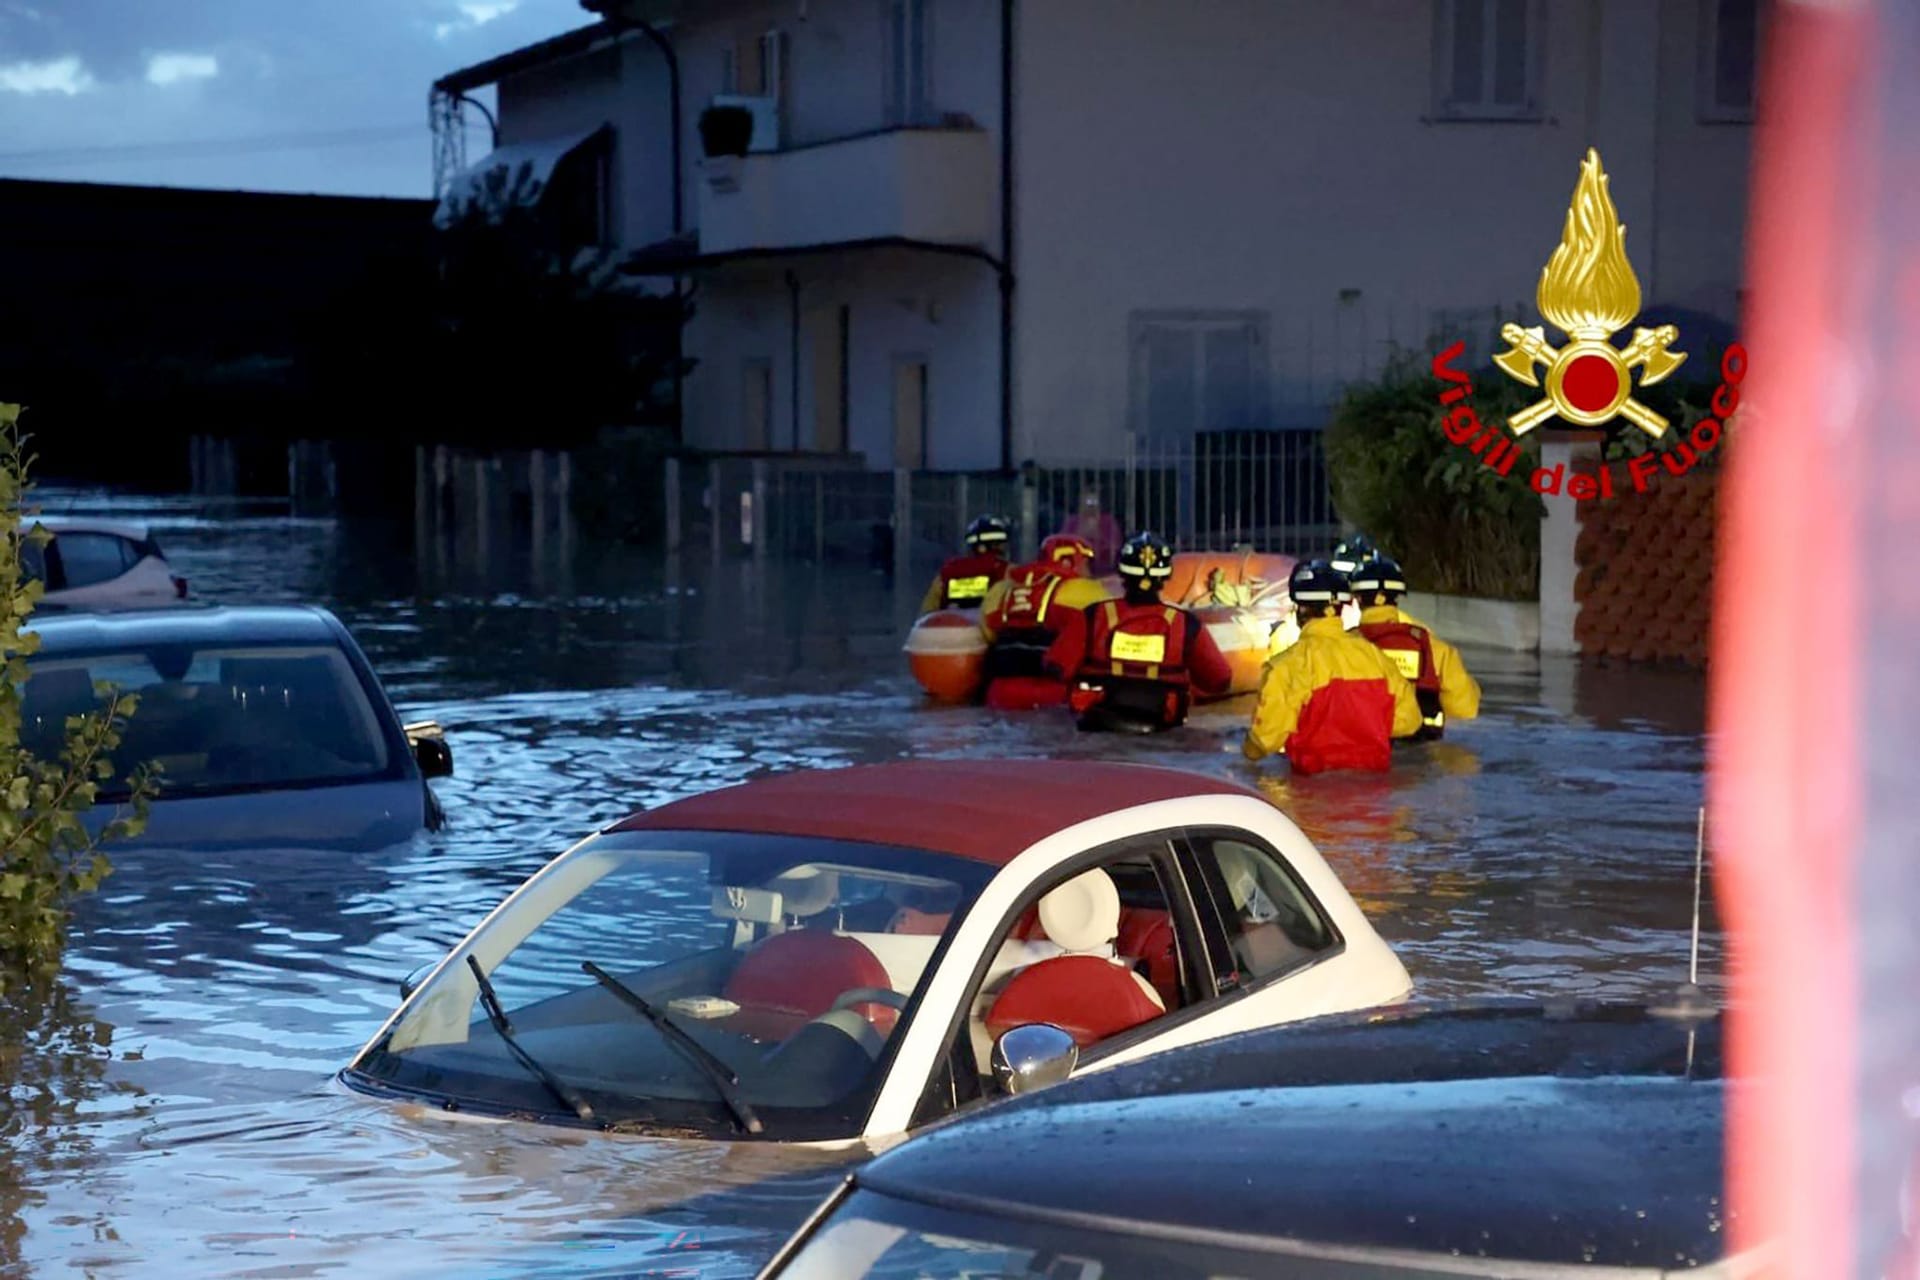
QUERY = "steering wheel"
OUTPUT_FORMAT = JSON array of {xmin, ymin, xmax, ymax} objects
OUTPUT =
[{"xmin": 830, "ymin": 986, "xmax": 908, "ymax": 1013}]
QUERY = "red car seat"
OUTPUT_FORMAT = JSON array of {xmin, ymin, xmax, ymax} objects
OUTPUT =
[
  {"xmin": 722, "ymin": 931, "xmax": 895, "ymax": 1042},
  {"xmin": 985, "ymin": 868, "xmax": 1166, "ymax": 1048},
  {"xmin": 1115, "ymin": 908, "xmax": 1179, "ymax": 1007}
]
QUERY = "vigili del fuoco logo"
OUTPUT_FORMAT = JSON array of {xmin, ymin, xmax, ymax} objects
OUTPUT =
[{"xmin": 1431, "ymin": 148, "xmax": 1748, "ymax": 501}]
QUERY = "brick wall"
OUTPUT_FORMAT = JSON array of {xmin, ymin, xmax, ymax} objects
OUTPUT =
[{"xmin": 1572, "ymin": 468, "xmax": 1718, "ymax": 666}]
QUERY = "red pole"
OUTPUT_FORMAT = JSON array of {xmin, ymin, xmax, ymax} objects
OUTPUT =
[{"xmin": 1713, "ymin": 1, "xmax": 1875, "ymax": 1275}]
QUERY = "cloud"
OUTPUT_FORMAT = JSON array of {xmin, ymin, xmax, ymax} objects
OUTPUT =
[
  {"xmin": 0, "ymin": 54, "xmax": 94, "ymax": 94},
  {"xmin": 146, "ymin": 51, "xmax": 218, "ymax": 85},
  {"xmin": 435, "ymin": 0, "xmax": 520, "ymax": 41}
]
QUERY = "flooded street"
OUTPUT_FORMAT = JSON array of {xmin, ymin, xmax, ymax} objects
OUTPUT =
[{"xmin": 7, "ymin": 493, "xmax": 1718, "ymax": 1278}]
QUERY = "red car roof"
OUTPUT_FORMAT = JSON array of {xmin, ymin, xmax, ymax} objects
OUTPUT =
[{"xmin": 609, "ymin": 760, "xmax": 1264, "ymax": 866}]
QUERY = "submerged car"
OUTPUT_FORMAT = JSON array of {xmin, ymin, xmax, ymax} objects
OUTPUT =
[
  {"xmin": 23, "ymin": 605, "xmax": 452, "ymax": 848},
  {"xmin": 340, "ymin": 760, "xmax": 1412, "ymax": 1143},
  {"xmin": 24, "ymin": 517, "xmax": 189, "ymax": 608},
  {"xmin": 758, "ymin": 999, "xmax": 1752, "ymax": 1279}
]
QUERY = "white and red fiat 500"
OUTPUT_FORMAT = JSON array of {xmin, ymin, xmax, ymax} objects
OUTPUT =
[{"xmin": 340, "ymin": 760, "xmax": 1411, "ymax": 1144}]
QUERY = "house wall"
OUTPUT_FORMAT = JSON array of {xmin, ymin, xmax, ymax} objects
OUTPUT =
[
  {"xmin": 683, "ymin": 252, "xmax": 1001, "ymax": 468},
  {"xmin": 1011, "ymin": 0, "xmax": 1752, "ymax": 463},
  {"xmin": 497, "ymin": 36, "xmax": 675, "ymax": 248}
]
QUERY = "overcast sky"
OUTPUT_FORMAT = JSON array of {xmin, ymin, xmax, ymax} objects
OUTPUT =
[{"xmin": 0, "ymin": 0, "xmax": 588, "ymax": 198}]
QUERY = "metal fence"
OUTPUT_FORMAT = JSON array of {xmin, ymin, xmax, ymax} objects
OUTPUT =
[{"xmin": 670, "ymin": 428, "xmax": 1339, "ymax": 576}]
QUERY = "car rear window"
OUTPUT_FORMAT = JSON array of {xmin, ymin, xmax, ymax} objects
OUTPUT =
[
  {"xmin": 20, "ymin": 642, "xmax": 395, "ymax": 798},
  {"xmin": 49, "ymin": 532, "xmax": 134, "ymax": 589}
]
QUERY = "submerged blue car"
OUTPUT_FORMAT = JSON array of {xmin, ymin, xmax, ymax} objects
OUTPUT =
[{"xmin": 23, "ymin": 605, "xmax": 451, "ymax": 850}]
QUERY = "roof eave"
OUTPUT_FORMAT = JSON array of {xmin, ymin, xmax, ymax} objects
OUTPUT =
[{"xmin": 433, "ymin": 20, "xmax": 625, "ymax": 95}]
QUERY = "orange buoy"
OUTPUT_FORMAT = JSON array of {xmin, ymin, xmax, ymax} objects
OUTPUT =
[{"xmin": 904, "ymin": 610, "xmax": 986, "ymax": 704}]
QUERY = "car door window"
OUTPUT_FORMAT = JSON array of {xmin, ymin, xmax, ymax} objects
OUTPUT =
[
  {"xmin": 1189, "ymin": 835, "xmax": 1336, "ymax": 985},
  {"xmin": 930, "ymin": 838, "xmax": 1202, "ymax": 1119},
  {"xmin": 49, "ymin": 533, "xmax": 132, "ymax": 588}
]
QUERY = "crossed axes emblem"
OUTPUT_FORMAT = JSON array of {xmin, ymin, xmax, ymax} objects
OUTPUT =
[{"xmin": 1493, "ymin": 322, "xmax": 1687, "ymax": 438}]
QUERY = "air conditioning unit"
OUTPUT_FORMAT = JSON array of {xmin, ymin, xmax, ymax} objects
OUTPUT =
[{"xmin": 711, "ymin": 94, "xmax": 781, "ymax": 152}]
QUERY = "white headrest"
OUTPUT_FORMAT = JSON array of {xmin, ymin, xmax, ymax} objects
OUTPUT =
[
  {"xmin": 769, "ymin": 866, "xmax": 838, "ymax": 917},
  {"xmin": 1037, "ymin": 867, "xmax": 1121, "ymax": 953}
]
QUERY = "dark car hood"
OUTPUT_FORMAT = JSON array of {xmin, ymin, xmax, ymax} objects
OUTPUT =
[
  {"xmin": 91, "ymin": 778, "xmax": 431, "ymax": 853},
  {"xmin": 858, "ymin": 1002, "xmax": 1732, "ymax": 1270}
]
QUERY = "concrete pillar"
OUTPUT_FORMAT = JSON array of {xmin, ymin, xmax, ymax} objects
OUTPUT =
[
  {"xmin": 1538, "ymin": 434, "xmax": 1602, "ymax": 656},
  {"xmin": 530, "ymin": 450, "xmax": 547, "ymax": 586},
  {"xmin": 709, "ymin": 459, "xmax": 724, "ymax": 561}
]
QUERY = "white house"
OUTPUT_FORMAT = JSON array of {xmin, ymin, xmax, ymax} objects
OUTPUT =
[{"xmin": 432, "ymin": 0, "xmax": 1760, "ymax": 473}]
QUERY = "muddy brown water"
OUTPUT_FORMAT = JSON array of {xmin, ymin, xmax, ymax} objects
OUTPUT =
[{"xmin": 3, "ymin": 493, "xmax": 1717, "ymax": 1277}]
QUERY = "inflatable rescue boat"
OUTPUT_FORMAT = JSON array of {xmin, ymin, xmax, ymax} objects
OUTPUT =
[{"xmin": 905, "ymin": 549, "xmax": 1298, "ymax": 705}]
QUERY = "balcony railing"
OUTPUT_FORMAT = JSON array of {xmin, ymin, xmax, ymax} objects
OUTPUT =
[{"xmin": 697, "ymin": 126, "xmax": 993, "ymax": 257}]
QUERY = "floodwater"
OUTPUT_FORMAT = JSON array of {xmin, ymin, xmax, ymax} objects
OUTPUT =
[{"xmin": 5, "ymin": 492, "xmax": 1718, "ymax": 1278}]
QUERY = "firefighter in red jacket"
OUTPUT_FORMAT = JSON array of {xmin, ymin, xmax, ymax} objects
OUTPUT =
[
  {"xmin": 977, "ymin": 534, "xmax": 1108, "ymax": 710},
  {"xmin": 919, "ymin": 515, "xmax": 1012, "ymax": 613},
  {"xmin": 1243, "ymin": 559, "xmax": 1421, "ymax": 774},
  {"xmin": 1349, "ymin": 554, "xmax": 1481, "ymax": 740},
  {"xmin": 1045, "ymin": 531, "xmax": 1233, "ymax": 733}
]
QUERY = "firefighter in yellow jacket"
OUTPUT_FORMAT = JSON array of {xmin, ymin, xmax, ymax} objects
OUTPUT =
[
  {"xmin": 1349, "ymin": 554, "xmax": 1481, "ymax": 740},
  {"xmin": 1243, "ymin": 560, "xmax": 1421, "ymax": 774}
]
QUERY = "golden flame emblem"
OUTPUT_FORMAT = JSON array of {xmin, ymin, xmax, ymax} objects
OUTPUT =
[{"xmin": 1493, "ymin": 148, "xmax": 1686, "ymax": 438}]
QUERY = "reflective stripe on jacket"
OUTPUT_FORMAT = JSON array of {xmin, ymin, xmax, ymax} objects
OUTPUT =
[
  {"xmin": 1358, "ymin": 604, "xmax": 1481, "ymax": 728},
  {"xmin": 920, "ymin": 552, "xmax": 1009, "ymax": 613},
  {"xmin": 1243, "ymin": 616, "xmax": 1422, "ymax": 773}
]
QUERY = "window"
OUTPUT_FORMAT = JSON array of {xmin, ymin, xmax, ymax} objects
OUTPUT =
[
  {"xmin": 742, "ymin": 358, "xmax": 773, "ymax": 451},
  {"xmin": 354, "ymin": 829, "xmax": 994, "ymax": 1141},
  {"xmin": 1700, "ymin": 0, "xmax": 1759, "ymax": 122},
  {"xmin": 885, "ymin": 0, "xmax": 932, "ymax": 126},
  {"xmin": 545, "ymin": 128, "xmax": 613, "ymax": 246},
  {"xmin": 1128, "ymin": 312, "xmax": 1268, "ymax": 437},
  {"xmin": 1188, "ymin": 835, "xmax": 1336, "ymax": 986},
  {"xmin": 892, "ymin": 356, "xmax": 928, "ymax": 468},
  {"xmin": 48, "ymin": 532, "xmax": 132, "ymax": 589},
  {"xmin": 1433, "ymin": 0, "xmax": 1543, "ymax": 120},
  {"xmin": 953, "ymin": 845, "xmax": 1189, "ymax": 1085},
  {"xmin": 22, "ymin": 643, "xmax": 394, "ymax": 799},
  {"xmin": 809, "ymin": 304, "xmax": 850, "ymax": 452}
]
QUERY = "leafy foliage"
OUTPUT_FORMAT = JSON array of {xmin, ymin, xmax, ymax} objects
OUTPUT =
[
  {"xmin": 1322, "ymin": 351, "xmax": 1544, "ymax": 601},
  {"xmin": 305, "ymin": 165, "xmax": 694, "ymax": 451},
  {"xmin": 0, "ymin": 408, "xmax": 153, "ymax": 990}
]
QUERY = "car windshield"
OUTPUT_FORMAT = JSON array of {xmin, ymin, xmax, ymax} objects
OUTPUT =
[
  {"xmin": 349, "ymin": 829, "xmax": 993, "ymax": 1140},
  {"xmin": 777, "ymin": 1189, "xmax": 1629, "ymax": 1280},
  {"xmin": 22, "ymin": 641, "xmax": 395, "ymax": 799}
]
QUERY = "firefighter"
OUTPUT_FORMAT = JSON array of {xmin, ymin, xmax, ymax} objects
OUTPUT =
[
  {"xmin": 1349, "ymin": 553, "xmax": 1481, "ymax": 740},
  {"xmin": 1242, "ymin": 559, "xmax": 1421, "ymax": 774},
  {"xmin": 1045, "ymin": 531, "xmax": 1233, "ymax": 733},
  {"xmin": 919, "ymin": 515, "xmax": 1012, "ymax": 613},
  {"xmin": 977, "ymin": 534, "xmax": 1109, "ymax": 710},
  {"xmin": 1329, "ymin": 534, "xmax": 1375, "ymax": 629}
]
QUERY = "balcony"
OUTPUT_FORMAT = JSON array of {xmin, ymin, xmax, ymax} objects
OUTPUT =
[{"xmin": 697, "ymin": 127, "xmax": 993, "ymax": 258}]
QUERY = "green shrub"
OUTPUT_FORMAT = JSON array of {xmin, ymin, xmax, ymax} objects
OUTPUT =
[
  {"xmin": 0, "ymin": 407, "xmax": 153, "ymax": 991},
  {"xmin": 1322, "ymin": 351, "xmax": 1543, "ymax": 601}
]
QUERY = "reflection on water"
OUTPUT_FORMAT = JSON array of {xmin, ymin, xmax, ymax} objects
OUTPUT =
[{"xmin": 10, "ymin": 491, "xmax": 1717, "ymax": 1276}]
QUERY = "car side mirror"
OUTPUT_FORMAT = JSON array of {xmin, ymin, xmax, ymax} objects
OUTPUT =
[
  {"xmin": 399, "ymin": 961, "xmax": 437, "ymax": 1001},
  {"xmin": 404, "ymin": 720, "xmax": 453, "ymax": 779},
  {"xmin": 991, "ymin": 1023, "xmax": 1078, "ymax": 1096}
]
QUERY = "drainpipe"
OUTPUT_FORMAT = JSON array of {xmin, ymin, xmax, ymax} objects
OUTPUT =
[
  {"xmin": 786, "ymin": 271, "xmax": 802, "ymax": 451},
  {"xmin": 998, "ymin": 0, "xmax": 1016, "ymax": 473},
  {"xmin": 584, "ymin": 3, "xmax": 687, "ymax": 444}
]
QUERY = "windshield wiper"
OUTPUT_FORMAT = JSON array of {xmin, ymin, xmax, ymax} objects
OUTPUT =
[
  {"xmin": 581, "ymin": 961, "xmax": 764, "ymax": 1135},
  {"xmin": 466, "ymin": 955, "xmax": 596, "ymax": 1123}
]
